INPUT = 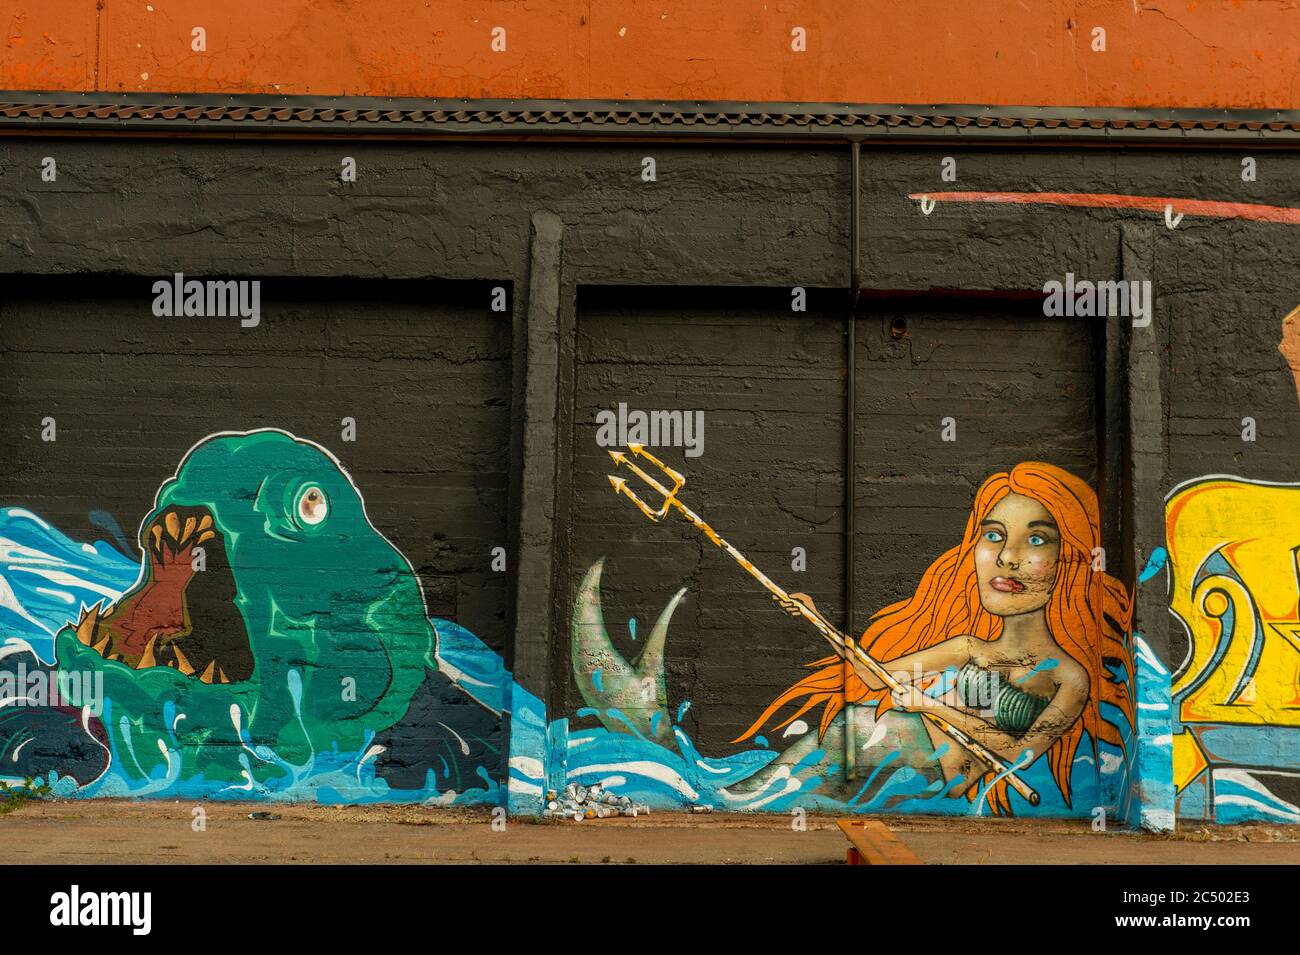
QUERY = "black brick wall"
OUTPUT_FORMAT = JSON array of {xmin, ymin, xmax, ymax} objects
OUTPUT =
[
  {"xmin": 0, "ymin": 276, "xmax": 513, "ymax": 653},
  {"xmin": 2, "ymin": 134, "xmax": 1298, "ymax": 729}
]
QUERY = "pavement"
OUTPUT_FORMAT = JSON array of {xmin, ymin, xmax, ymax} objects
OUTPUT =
[{"xmin": 3, "ymin": 800, "xmax": 1298, "ymax": 864}]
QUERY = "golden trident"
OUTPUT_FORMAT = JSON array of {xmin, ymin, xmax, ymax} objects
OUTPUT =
[{"xmin": 607, "ymin": 443, "xmax": 1040, "ymax": 807}]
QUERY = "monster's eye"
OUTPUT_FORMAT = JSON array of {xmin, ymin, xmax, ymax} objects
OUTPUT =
[{"xmin": 297, "ymin": 486, "xmax": 329, "ymax": 526}]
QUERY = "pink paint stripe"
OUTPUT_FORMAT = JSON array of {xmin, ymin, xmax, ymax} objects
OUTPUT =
[{"xmin": 907, "ymin": 191, "xmax": 1300, "ymax": 225}]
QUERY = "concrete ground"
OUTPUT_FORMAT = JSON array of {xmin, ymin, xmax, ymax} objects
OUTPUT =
[{"xmin": 3, "ymin": 800, "xmax": 1298, "ymax": 864}]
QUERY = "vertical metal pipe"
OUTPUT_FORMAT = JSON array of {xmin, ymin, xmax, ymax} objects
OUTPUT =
[{"xmin": 844, "ymin": 139, "xmax": 862, "ymax": 781}]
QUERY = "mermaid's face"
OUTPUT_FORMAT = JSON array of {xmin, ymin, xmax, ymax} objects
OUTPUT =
[{"xmin": 974, "ymin": 492, "xmax": 1061, "ymax": 617}]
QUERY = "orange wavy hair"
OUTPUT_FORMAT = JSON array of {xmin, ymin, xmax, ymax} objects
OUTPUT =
[{"xmin": 736, "ymin": 461, "xmax": 1134, "ymax": 814}]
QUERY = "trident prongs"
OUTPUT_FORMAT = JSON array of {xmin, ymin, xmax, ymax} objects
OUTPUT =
[
  {"xmin": 607, "ymin": 474, "xmax": 670, "ymax": 522},
  {"xmin": 625, "ymin": 443, "xmax": 685, "ymax": 491},
  {"xmin": 606, "ymin": 445, "xmax": 685, "ymax": 522}
]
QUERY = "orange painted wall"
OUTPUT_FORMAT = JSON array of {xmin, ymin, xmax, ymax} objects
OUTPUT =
[{"xmin": 3, "ymin": 1, "xmax": 1298, "ymax": 108}]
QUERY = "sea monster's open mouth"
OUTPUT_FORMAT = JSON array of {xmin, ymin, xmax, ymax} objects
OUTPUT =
[{"xmin": 72, "ymin": 505, "xmax": 254, "ymax": 683}]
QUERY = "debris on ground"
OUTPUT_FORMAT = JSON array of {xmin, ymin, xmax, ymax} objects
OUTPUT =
[{"xmin": 544, "ymin": 784, "xmax": 651, "ymax": 821}]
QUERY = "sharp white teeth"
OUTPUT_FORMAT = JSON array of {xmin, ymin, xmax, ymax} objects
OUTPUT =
[
  {"xmin": 172, "ymin": 644, "xmax": 195, "ymax": 676},
  {"xmin": 198, "ymin": 514, "xmax": 213, "ymax": 532},
  {"xmin": 217, "ymin": 665, "xmax": 229, "ymax": 684},
  {"xmin": 150, "ymin": 524, "xmax": 163, "ymax": 553},
  {"xmin": 199, "ymin": 660, "xmax": 217, "ymax": 684},
  {"xmin": 92, "ymin": 635, "xmax": 110, "ymax": 655},
  {"xmin": 182, "ymin": 516, "xmax": 196, "ymax": 545},
  {"xmin": 138, "ymin": 635, "xmax": 159, "ymax": 669},
  {"xmin": 197, "ymin": 530, "xmax": 215, "ymax": 544},
  {"xmin": 75, "ymin": 605, "xmax": 100, "ymax": 646},
  {"xmin": 165, "ymin": 511, "xmax": 181, "ymax": 546}
]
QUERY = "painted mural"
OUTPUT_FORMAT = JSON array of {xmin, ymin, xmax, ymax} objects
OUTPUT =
[
  {"xmin": 4, "ymin": 427, "xmax": 1290, "ymax": 824},
  {"xmin": 568, "ymin": 453, "xmax": 1144, "ymax": 818},
  {"xmin": 1166, "ymin": 478, "xmax": 1300, "ymax": 823},
  {"xmin": 0, "ymin": 431, "xmax": 1148, "ymax": 819},
  {"xmin": 1150, "ymin": 303, "xmax": 1300, "ymax": 825},
  {"xmin": 0, "ymin": 430, "xmax": 509, "ymax": 803}
]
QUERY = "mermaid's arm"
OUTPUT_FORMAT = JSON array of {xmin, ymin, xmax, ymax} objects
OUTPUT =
[
  {"xmin": 893, "ymin": 675, "xmax": 1089, "ymax": 767},
  {"xmin": 775, "ymin": 594, "xmax": 972, "ymax": 691},
  {"xmin": 840, "ymin": 635, "xmax": 975, "ymax": 692}
]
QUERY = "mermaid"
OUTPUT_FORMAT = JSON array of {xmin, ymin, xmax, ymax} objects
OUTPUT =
[{"xmin": 736, "ymin": 461, "xmax": 1134, "ymax": 814}]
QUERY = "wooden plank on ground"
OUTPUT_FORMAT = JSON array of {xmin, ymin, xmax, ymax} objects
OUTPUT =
[{"xmin": 837, "ymin": 818, "xmax": 923, "ymax": 866}]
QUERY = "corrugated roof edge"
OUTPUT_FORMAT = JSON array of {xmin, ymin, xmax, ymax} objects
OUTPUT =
[{"xmin": 1, "ymin": 92, "xmax": 1298, "ymax": 142}]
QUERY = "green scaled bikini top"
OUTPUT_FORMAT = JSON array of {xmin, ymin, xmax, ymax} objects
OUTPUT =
[{"xmin": 955, "ymin": 662, "xmax": 1051, "ymax": 736}]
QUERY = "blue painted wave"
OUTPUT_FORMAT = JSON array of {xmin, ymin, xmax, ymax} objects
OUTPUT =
[
  {"xmin": 3, "ymin": 506, "xmax": 1151, "ymax": 817},
  {"xmin": 1211, "ymin": 769, "xmax": 1300, "ymax": 824},
  {"xmin": 0, "ymin": 507, "xmax": 139, "ymax": 663},
  {"xmin": 545, "ymin": 715, "xmax": 1125, "ymax": 817},
  {"xmin": 0, "ymin": 506, "xmax": 501, "ymax": 805}
]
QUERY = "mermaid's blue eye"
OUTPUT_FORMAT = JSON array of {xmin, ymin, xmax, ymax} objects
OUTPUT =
[
  {"xmin": 983, "ymin": 530, "xmax": 1004, "ymax": 543},
  {"xmin": 1028, "ymin": 534, "xmax": 1046, "ymax": 546}
]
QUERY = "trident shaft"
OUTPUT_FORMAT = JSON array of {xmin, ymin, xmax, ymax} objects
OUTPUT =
[{"xmin": 606, "ymin": 443, "xmax": 1040, "ymax": 807}]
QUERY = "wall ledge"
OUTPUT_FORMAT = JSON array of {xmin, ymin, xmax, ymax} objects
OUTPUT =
[{"xmin": 2, "ymin": 93, "xmax": 1299, "ymax": 144}]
